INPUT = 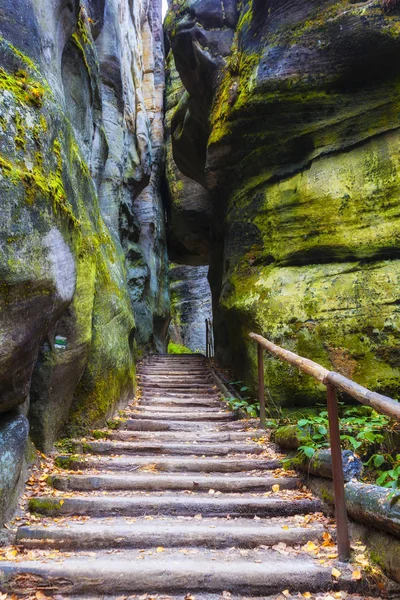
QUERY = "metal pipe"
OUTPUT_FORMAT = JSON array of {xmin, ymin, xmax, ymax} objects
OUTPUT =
[
  {"xmin": 326, "ymin": 383, "xmax": 351, "ymax": 561},
  {"xmin": 257, "ymin": 344, "xmax": 266, "ymax": 429}
]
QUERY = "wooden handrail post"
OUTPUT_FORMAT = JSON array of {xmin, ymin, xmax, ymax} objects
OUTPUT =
[
  {"xmin": 205, "ymin": 319, "xmax": 209, "ymax": 359},
  {"xmin": 326, "ymin": 383, "xmax": 351, "ymax": 561},
  {"xmin": 257, "ymin": 343, "xmax": 266, "ymax": 429}
]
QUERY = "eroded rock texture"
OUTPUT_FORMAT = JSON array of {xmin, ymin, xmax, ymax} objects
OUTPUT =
[
  {"xmin": 169, "ymin": 263, "xmax": 212, "ymax": 353},
  {"xmin": 0, "ymin": 0, "xmax": 168, "ymax": 520},
  {"xmin": 165, "ymin": 51, "xmax": 212, "ymax": 266},
  {"xmin": 166, "ymin": 0, "xmax": 400, "ymax": 406}
]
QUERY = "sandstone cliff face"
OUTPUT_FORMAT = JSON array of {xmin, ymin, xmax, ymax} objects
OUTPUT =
[
  {"xmin": 0, "ymin": 0, "xmax": 168, "ymax": 521},
  {"xmin": 165, "ymin": 50, "xmax": 212, "ymax": 266},
  {"xmin": 169, "ymin": 263, "xmax": 212, "ymax": 353},
  {"xmin": 166, "ymin": 0, "xmax": 400, "ymax": 406}
]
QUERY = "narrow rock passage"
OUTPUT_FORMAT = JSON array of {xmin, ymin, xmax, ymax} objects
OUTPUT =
[{"xmin": 0, "ymin": 355, "xmax": 382, "ymax": 598}]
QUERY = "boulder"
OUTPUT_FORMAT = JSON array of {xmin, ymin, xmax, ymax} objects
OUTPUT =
[{"xmin": 0, "ymin": 414, "xmax": 29, "ymax": 523}]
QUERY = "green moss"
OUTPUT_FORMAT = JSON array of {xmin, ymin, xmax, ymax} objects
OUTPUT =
[
  {"xmin": 0, "ymin": 142, "xmax": 80, "ymax": 226},
  {"xmin": 0, "ymin": 68, "xmax": 45, "ymax": 107},
  {"xmin": 168, "ymin": 341, "xmax": 193, "ymax": 354},
  {"xmin": 71, "ymin": 8, "xmax": 94, "ymax": 75},
  {"xmin": 91, "ymin": 429, "xmax": 109, "ymax": 440},
  {"xmin": 54, "ymin": 455, "xmax": 80, "ymax": 469},
  {"xmin": 28, "ymin": 498, "xmax": 63, "ymax": 514},
  {"xmin": 54, "ymin": 438, "xmax": 74, "ymax": 453},
  {"xmin": 106, "ymin": 418, "xmax": 125, "ymax": 430}
]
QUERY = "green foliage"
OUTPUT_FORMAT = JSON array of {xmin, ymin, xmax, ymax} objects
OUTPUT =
[
  {"xmin": 270, "ymin": 406, "xmax": 399, "ymax": 489},
  {"xmin": 168, "ymin": 341, "xmax": 193, "ymax": 354},
  {"xmin": 224, "ymin": 381, "xmax": 260, "ymax": 417}
]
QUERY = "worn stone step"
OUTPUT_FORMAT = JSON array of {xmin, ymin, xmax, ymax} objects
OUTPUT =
[
  {"xmin": 28, "ymin": 495, "xmax": 322, "ymax": 518},
  {"xmin": 0, "ymin": 551, "xmax": 360, "ymax": 596},
  {"xmin": 139, "ymin": 374, "xmax": 212, "ymax": 380},
  {"xmin": 134, "ymin": 405, "xmax": 222, "ymax": 414},
  {"xmin": 122, "ymin": 419, "xmax": 221, "ymax": 431},
  {"xmin": 90, "ymin": 430, "xmax": 263, "ymax": 442},
  {"xmin": 70, "ymin": 440, "xmax": 261, "ymax": 456},
  {"xmin": 16, "ymin": 517, "xmax": 325, "ymax": 549},
  {"xmin": 138, "ymin": 398, "xmax": 222, "ymax": 407},
  {"xmin": 141, "ymin": 390, "xmax": 220, "ymax": 398},
  {"xmin": 137, "ymin": 366, "xmax": 210, "ymax": 376},
  {"xmin": 127, "ymin": 411, "xmax": 235, "ymax": 422},
  {"xmin": 55, "ymin": 455, "xmax": 281, "ymax": 472},
  {"xmin": 48, "ymin": 473, "xmax": 300, "ymax": 492},
  {"xmin": 140, "ymin": 392, "xmax": 221, "ymax": 399}
]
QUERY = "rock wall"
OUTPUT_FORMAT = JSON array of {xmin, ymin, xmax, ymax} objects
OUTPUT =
[
  {"xmin": 0, "ymin": 0, "xmax": 168, "ymax": 522},
  {"xmin": 164, "ymin": 50, "xmax": 212, "ymax": 266},
  {"xmin": 165, "ymin": 0, "xmax": 400, "ymax": 406},
  {"xmin": 169, "ymin": 263, "xmax": 212, "ymax": 353}
]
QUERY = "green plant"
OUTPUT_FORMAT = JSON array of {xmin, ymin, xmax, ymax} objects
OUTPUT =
[
  {"xmin": 225, "ymin": 381, "xmax": 260, "ymax": 417},
  {"xmin": 366, "ymin": 453, "xmax": 400, "ymax": 489},
  {"xmin": 225, "ymin": 396, "xmax": 260, "ymax": 418},
  {"xmin": 168, "ymin": 341, "xmax": 192, "ymax": 354},
  {"xmin": 278, "ymin": 406, "xmax": 399, "ymax": 488}
]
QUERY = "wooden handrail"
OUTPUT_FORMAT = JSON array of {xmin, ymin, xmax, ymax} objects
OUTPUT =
[
  {"xmin": 249, "ymin": 331, "xmax": 400, "ymax": 562},
  {"xmin": 249, "ymin": 332, "xmax": 400, "ymax": 420}
]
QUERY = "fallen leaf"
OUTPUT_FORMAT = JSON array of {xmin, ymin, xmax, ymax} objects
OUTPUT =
[
  {"xmin": 332, "ymin": 567, "xmax": 341, "ymax": 579},
  {"xmin": 303, "ymin": 593, "xmax": 312, "ymax": 599},
  {"xmin": 352, "ymin": 570, "xmax": 362, "ymax": 580},
  {"xmin": 272, "ymin": 484, "xmax": 280, "ymax": 493},
  {"xmin": 156, "ymin": 546, "xmax": 165, "ymax": 553}
]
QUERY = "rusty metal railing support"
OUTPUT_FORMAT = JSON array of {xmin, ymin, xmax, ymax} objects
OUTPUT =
[
  {"xmin": 257, "ymin": 344, "xmax": 266, "ymax": 429},
  {"xmin": 205, "ymin": 319, "xmax": 214, "ymax": 359},
  {"xmin": 326, "ymin": 383, "xmax": 351, "ymax": 561}
]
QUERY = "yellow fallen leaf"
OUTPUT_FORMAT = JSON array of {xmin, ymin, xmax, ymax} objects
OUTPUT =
[
  {"xmin": 282, "ymin": 591, "xmax": 290, "ymax": 598},
  {"xmin": 332, "ymin": 567, "xmax": 341, "ymax": 579},
  {"xmin": 352, "ymin": 570, "xmax": 362, "ymax": 580},
  {"xmin": 303, "ymin": 593, "xmax": 312, "ymax": 598},
  {"xmin": 59, "ymin": 499, "xmax": 64, "ymax": 506},
  {"xmin": 156, "ymin": 546, "xmax": 165, "ymax": 553},
  {"xmin": 272, "ymin": 484, "xmax": 280, "ymax": 493},
  {"xmin": 303, "ymin": 541, "xmax": 317, "ymax": 552},
  {"xmin": 282, "ymin": 525, "xmax": 289, "ymax": 530}
]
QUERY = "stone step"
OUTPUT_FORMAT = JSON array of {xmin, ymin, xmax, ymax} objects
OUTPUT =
[
  {"xmin": 70, "ymin": 440, "xmax": 262, "ymax": 456},
  {"xmin": 48, "ymin": 473, "xmax": 300, "ymax": 492},
  {"xmin": 140, "ymin": 389, "xmax": 220, "ymax": 396},
  {"xmin": 16, "ymin": 517, "xmax": 325, "ymax": 549},
  {"xmin": 55, "ymin": 455, "xmax": 281, "ymax": 472},
  {"xmin": 138, "ymin": 398, "xmax": 222, "ymax": 407},
  {"xmin": 134, "ymin": 405, "xmax": 223, "ymax": 413},
  {"xmin": 0, "ymin": 550, "xmax": 360, "ymax": 596},
  {"xmin": 139, "ymin": 374, "xmax": 212, "ymax": 380},
  {"xmin": 28, "ymin": 495, "xmax": 322, "ymax": 518},
  {"xmin": 127, "ymin": 411, "xmax": 235, "ymax": 421},
  {"xmin": 89, "ymin": 430, "xmax": 264, "ymax": 442},
  {"xmin": 137, "ymin": 366, "xmax": 210, "ymax": 377},
  {"xmin": 140, "ymin": 392, "xmax": 221, "ymax": 399},
  {"xmin": 122, "ymin": 419, "xmax": 222, "ymax": 431},
  {"xmin": 141, "ymin": 383, "xmax": 217, "ymax": 389}
]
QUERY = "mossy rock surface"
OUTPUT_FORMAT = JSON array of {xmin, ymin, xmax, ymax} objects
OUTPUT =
[{"xmin": 166, "ymin": 0, "xmax": 400, "ymax": 407}]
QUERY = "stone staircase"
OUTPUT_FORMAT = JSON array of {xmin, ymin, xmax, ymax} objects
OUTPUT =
[{"xmin": 0, "ymin": 355, "xmax": 383, "ymax": 598}]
